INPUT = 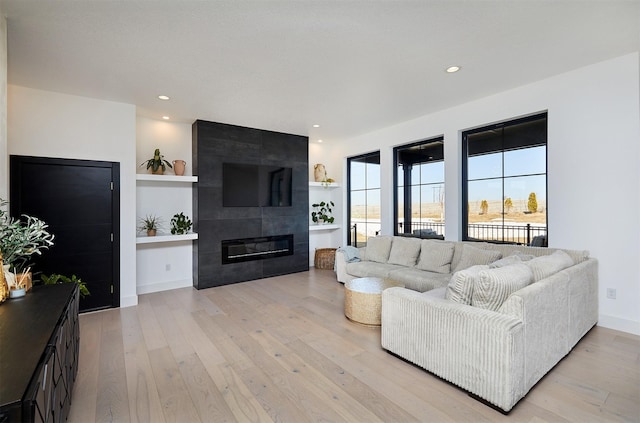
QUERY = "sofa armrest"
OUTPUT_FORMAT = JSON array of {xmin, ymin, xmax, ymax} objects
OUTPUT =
[
  {"xmin": 335, "ymin": 249, "xmax": 355, "ymax": 284},
  {"xmin": 497, "ymin": 258, "xmax": 597, "ymax": 390},
  {"xmin": 381, "ymin": 287, "xmax": 524, "ymax": 412}
]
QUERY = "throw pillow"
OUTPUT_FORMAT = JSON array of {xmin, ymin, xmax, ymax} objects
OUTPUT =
[
  {"xmin": 445, "ymin": 264, "xmax": 488, "ymax": 305},
  {"xmin": 508, "ymin": 250, "xmax": 535, "ymax": 261},
  {"xmin": 472, "ymin": 264, "xmax": 534, "ymax": 311},
  {"xmin": 365, "ymin": 236, "xmax": 394, "ymax": 264},
  {"xmin": 489, "ymin": 255, "xmax": 522, "ymax": 268},
  {"xmin": 415, "ymin": 240, "xmax": 455, "ymax": 274},
  {"xmin": 387, "ymin": 237, "xmax": 422, "ymax": 267},
  {"xmin": 453, "ymin": 244, "xmax": 502, "ymax": 272},
  {"xmin": 526, "ymin": 250, "xmax": 574, "ymax": 282}
]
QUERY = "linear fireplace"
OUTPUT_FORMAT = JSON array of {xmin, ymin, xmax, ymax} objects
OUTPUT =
[{"xmin": 221, "ymin": 234, "xmax": 294, "ymax": 264}]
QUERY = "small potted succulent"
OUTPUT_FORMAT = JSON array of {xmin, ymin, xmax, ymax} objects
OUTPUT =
[
  {"xmin": 138, "ymin": 214, "xmax": 162, "ymax": 236},
  {"xmin": 170, "ymin": 212, "xmax": 193, "ymax": 235},
  {"xmin": 141, "ymin": 148, "xmax": 173, "ymax": 175},
  {"xmin": 311, "ymin": 201, "xmax": 335, "ymax": 224}
]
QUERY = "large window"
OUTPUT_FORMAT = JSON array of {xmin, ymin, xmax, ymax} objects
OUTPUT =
[
  {"xmin": 462, "ymin": 113, "xmax": 547, "ymax": 245},
  {"xmin": 347, "ymin": 152, "xmax": 380, "ymax": 247},
  {"xmin": 394, "ymin": 138, "xmax": 445, "ymax": 238}
]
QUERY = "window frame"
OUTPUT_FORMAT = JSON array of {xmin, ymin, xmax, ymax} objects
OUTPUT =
[
  {"xmin": 346, "ymin": 151, "xmax": 381, "ymax": 247},
  {"xmin": 393, "ymin": 137, "xmax": 445, "ymax": 238},
  {"xmin": 461, "ymin": 112, "xmax": 548, "ymax": 245}
]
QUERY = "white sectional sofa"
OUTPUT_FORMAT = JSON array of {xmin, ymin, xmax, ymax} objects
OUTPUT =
[{"xmin": 334, "ymin": 235, "xmax": 598, "ymax": 412}]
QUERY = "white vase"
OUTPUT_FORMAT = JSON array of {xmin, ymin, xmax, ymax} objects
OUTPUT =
[
  {"xmin": 314, "ymin": 164, "xmax": 326, "ymax": 182},
  {"xmin": 3, "ymin": 264, "xmax": 16, "ymax": 290}
]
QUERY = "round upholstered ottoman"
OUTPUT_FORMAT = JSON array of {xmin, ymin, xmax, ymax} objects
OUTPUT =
[{"xmin": 344, "ymin": 277, "xmax": 405, "ymax": 326}]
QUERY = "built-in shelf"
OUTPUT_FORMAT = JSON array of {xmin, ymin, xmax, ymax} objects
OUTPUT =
[
  {"xmin": 136, "ymin": 174, "xmax": 198, "ymax": 183},
  {"xmin": 309, "ymin": 224, "xmax": 341, "ymax": 231},
  {"xmin": 136, "ymin": 233, "xmax": 198, "ymax": 244},
  {"xmin": 309, "ymin": 181, "xmax": 340, "ymax": 188}
]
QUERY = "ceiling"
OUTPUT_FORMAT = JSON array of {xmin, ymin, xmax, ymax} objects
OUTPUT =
[{"xmin": 1, "ymin": 1, "xmax": 639, "ymax": 142}]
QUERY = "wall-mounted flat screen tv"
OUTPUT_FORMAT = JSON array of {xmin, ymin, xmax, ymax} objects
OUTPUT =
[{"xmin": 223, "ymin": 163, "xmax": 292, "ymax": 207}]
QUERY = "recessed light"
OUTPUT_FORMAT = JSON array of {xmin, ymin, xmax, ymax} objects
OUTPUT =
[
  {"xmin": 158, "ymin": 95, "xmax": 170, "ymax": 100},
  {"xmin": 162, "ymin": 116, "xmax": 170, "ymax": 120},
  {"xmin": 446, "ymin": 66, "xmax": 461, "ymax": 73},
  {"xmin": 318, "ymin": 139, "xmax": 323, "ymax": 143},
  {"xmin": 313, "ymin": 124, "xmax": 320, "ymax": 128}
]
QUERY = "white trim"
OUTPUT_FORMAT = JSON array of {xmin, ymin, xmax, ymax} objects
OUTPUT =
[
  {"xmin": 120, "ymin": 294, "xmax": 138, "ymax": 308},
  {"xmin": 137, "ymin": 278, "xmax": 192, "ymax": 295},
  {"xmin": 598, "ymin": 314, "xmax": 640, "ymax": 336}
]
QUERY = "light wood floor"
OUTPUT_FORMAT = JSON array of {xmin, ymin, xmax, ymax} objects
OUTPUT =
[{"xmin": 68, "ymin": 269, "xmax": 640, "ymax": 423}]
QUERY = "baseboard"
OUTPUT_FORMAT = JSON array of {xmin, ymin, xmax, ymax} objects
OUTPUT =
[
  {"xmin": 598, "ymin": 314, "xmax": 640, "ymax": 336},
  {"xmin": 137, "ymin": 278, "xmax": 193, "ymax": 295},
  {"xmin": 120, "ymin": 295, "xmax": 138, "ymax": 308}
]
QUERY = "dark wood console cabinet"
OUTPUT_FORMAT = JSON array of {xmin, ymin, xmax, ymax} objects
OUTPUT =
[{"xmin": 0, "ymin": 283, "xmax": 80, "ymax": 422}]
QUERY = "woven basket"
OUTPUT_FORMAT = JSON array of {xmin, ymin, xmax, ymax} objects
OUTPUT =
[{"xmin": 314, "ymin": 248, "xmax": 337, "ymax": 269}]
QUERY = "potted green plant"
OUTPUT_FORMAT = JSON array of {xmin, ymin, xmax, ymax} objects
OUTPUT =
[
  {"xmin": 138, "ymin": 214, "xmax": 162, "ymax": 236},
  {"xmin": 141, "ymin": 148, "xmax": 173, "ymax": 175},
  {"xmin": 170, "ymin": 212, "xmax": 192, "ymax": 235},
  {"xmin": 0, "ymin": 199, "xmax": 55, "ymax": 290},
  {"xmin": 41, "ymin": 273, "xmax": 90, "ymax": 299},
  {"xmin": 311, "ymin": 201, "xmax": 335, "ymax": 224}
]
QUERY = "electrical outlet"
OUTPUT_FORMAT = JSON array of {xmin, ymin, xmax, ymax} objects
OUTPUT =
[
  {"xmin": 606, "ymin": 288, "xmax": 616, "ymax": 299},
  {"xmin": 165, "ymin": 264, "xmax": 171, "ymax": 271}
]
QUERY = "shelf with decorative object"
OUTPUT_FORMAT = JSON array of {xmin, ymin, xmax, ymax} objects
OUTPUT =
[
  {"xmin": 136, "ymin": 233, "xmax": 198, "ymax": 244},
  {"xmin": 309, "ymin": 224, "xmax": 341, "ymax": 231},
  {"xmin": 309, "ymin": 181, "xmax": 340, "ymax": 188},
  {"xmin": 136, "ymin": 174, "xmax": 198, "ymax": 183},
  {"xmin": 308, "ymin": 178, "xmax": 342, "ymax": 267}
]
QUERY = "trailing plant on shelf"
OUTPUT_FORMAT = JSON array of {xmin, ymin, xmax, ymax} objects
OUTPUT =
[
  {"xmin": 0, "ymin": 198, "xmax": 55, "ymax": 276},
  {"xmin": 311, "ymin": 201, "xmax": 335, "ymax": 224},
  {"xmin": 41, "ymin": 273, "xmax": 90, "ymax": 299},
  {"xmin": 138, "ymin": 214, "xmax": 162, "ymax": 236},
  {"xmin": 141, "ymin": 148, "xmax": 173, "ymax": 174},
  {"xmin": 170, "ymin": 212, "xmax": 193, "ymax": 235}
]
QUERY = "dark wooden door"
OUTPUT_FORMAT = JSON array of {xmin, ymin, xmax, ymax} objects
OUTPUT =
[{"xmin": 10, "ymin": 156, "xmax": 120, "ymax": 311}]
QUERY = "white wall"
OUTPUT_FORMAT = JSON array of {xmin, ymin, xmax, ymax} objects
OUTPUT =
[
  {"xmin": 7, "ymin": 85, "xmax": 138, "ymax": 307},
  {"xmin": 312, "ymin": 53, "xmax": 640, "ymax": 335},
  {"xmin": 135, "ymin": 117, "xmax": 194, "ymax": 293},
  {"xmin": 0, "ymin": 15, "xmax": 7, "ymax": 200}
]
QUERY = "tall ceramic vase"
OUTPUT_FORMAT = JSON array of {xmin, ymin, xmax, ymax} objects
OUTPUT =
[
  {"xmin": 314, "ymin": 164, "xmax": 326, "ymax": 182},
  {"xmin": 173, "ymin": 160, "xmax": 186, "ymax": 176}
]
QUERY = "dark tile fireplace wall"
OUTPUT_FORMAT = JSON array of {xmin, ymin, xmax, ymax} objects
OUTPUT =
[{"xmin": 192, "ymin": 120, "xmax": 309, "ymax": 289}]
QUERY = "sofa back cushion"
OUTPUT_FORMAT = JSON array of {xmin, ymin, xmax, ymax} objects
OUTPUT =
[
  {"xmin": 415, "ymin": 240, "xmax": 455, "ymax": 273},
  {"xmin": 365, "ymin": 236, "xmax": 394, "ymax": 263},
  {"xmin": 453, "ymin": 244, "xmax": 502, "ymax": 272},
  {"xmin": 387, "ymin": 237, "xmax": 422, "ymax": 267},
  {"xmin": 525, "ymin": 250, "xmax": 574, "ymax": 282},
  {"xmin": 445, "ymin": 264, "xmax": 488, "ymax": 305},
  {"xmin": 472, "ymin": 264, "xmax": 534, "ymax": 311}
]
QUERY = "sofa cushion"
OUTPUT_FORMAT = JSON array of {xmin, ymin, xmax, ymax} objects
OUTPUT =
[
  {"xmin": 388, "ymin": 267, "xmax": 452, "ymax": 292},
  {"xmin": 526, "ymin": 250, "xmax": 574, "ymax": 282},
  {"xmin": 445, "ymin": 264, "xmax": 488, "ymax": 305},
  {"xmin": 472, "ymin": 264, "xmax": 534, "ymax": 311},
  {"xmin": 387, "ymin": 237, "xmax": 422, "ymax": 267},
  {"xmin": 415, "ymin": 240, "xmax": 455, "ymax": 274},
  {"xmin": 453, "ymin": 244, "xmax": 502, "ymax": 272},
  {"xmin": 365, "ymin": 236, "xmax": 394, "ymax": 263},
  {"xmin": 345, "ymin": 261, "xmax": 404, "ymax": 278}
]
